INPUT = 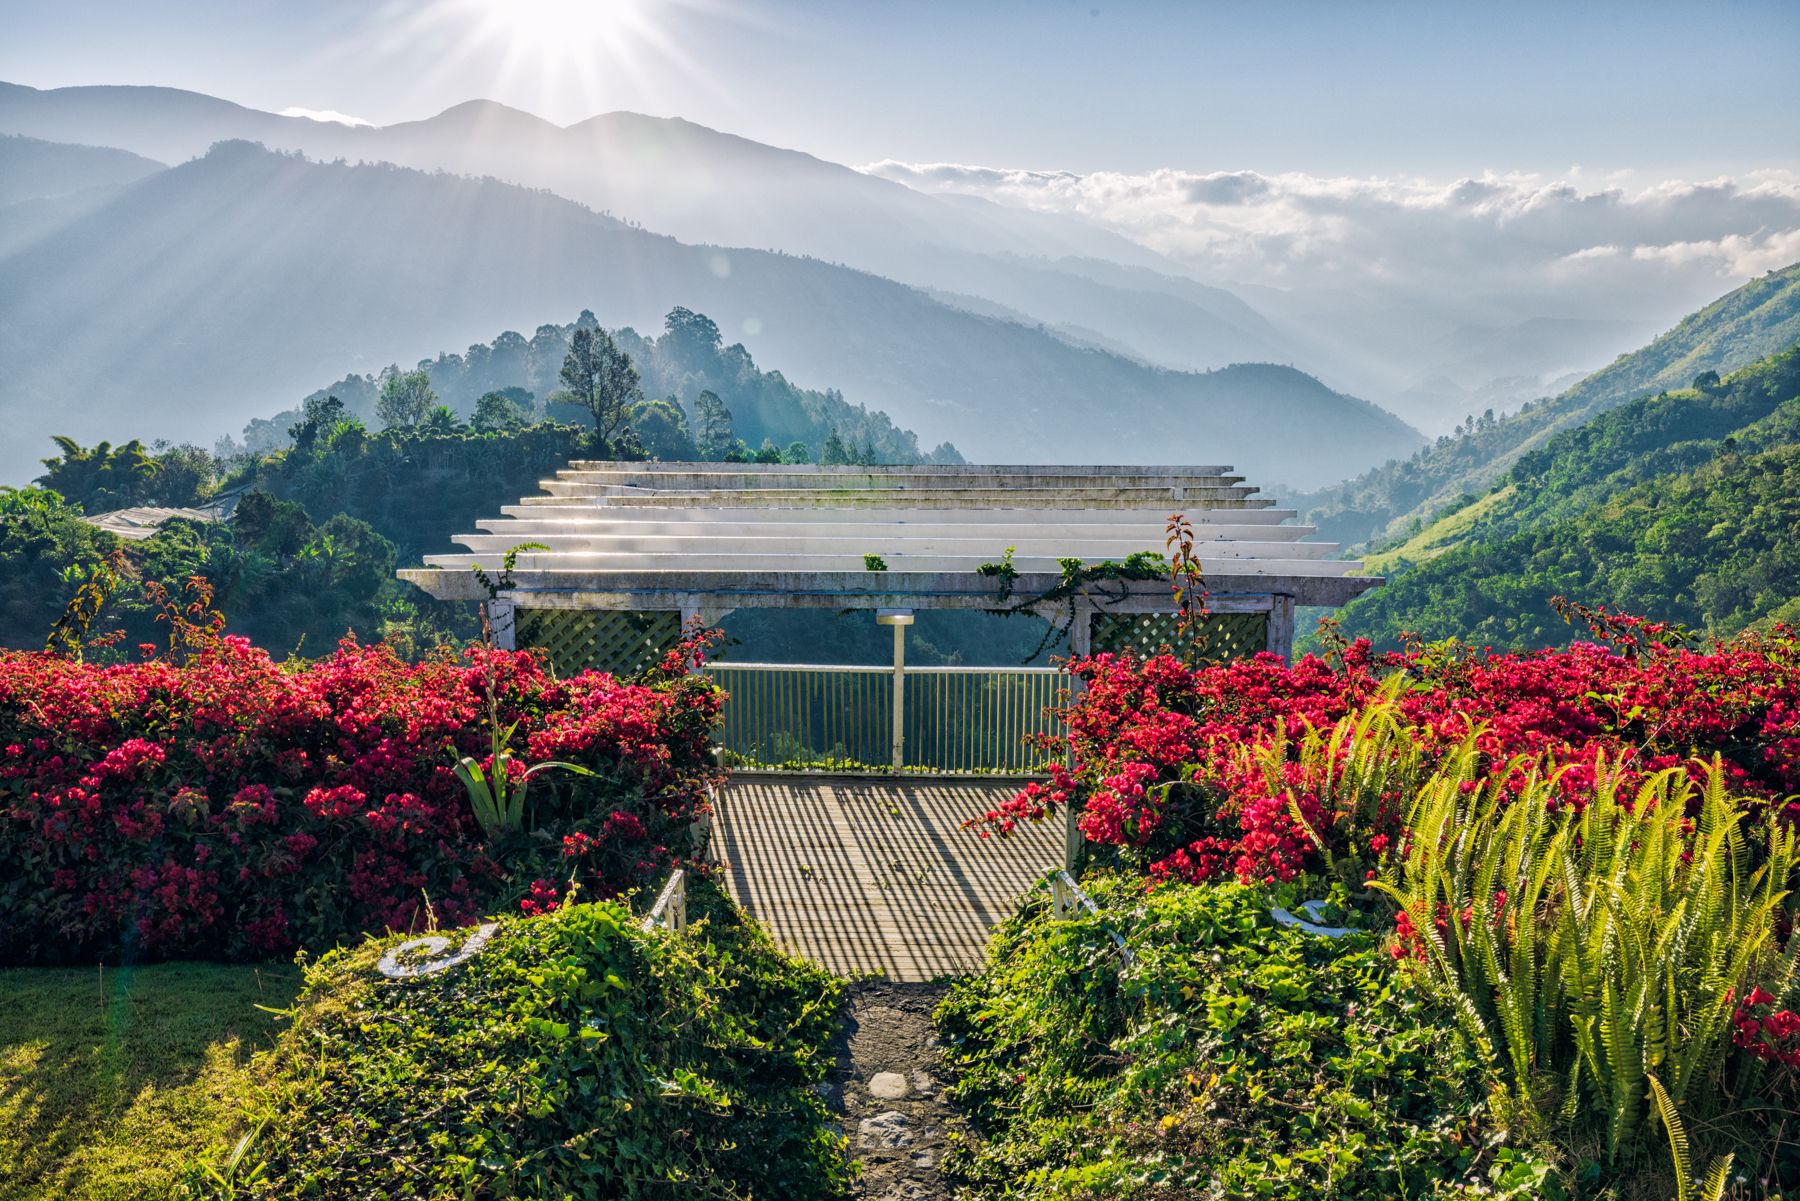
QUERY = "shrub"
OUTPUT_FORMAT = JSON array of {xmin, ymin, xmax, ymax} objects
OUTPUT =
[
  {"xmin": 183, "ymin": 887, "xmax": 850, "ymax": 1200},
  {"xmin": 976, "ymin": 626, "xmax": 1800, "ymax": 887},
  {"xmin": 962, "ymin": 621, "xmax": 1800, "ymax": 1197},
  {"xmin": 936, "ymin": 874, "xmax": 1548, "ymax": 1200},
  {"xmin": 0, "ymin": 637, "xmax": 722, "ymax": 963}
]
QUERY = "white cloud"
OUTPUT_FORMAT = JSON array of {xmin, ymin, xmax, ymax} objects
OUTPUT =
[
  {"xmin": 861, "ymin": 159, "xmax": 1800, "ymax": 323},
  {"xmin": 279, "ymin": 106, "xmax": 373, "ymax": 127}
]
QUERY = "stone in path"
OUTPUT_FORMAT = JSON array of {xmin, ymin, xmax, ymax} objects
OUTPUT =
[
  {"xmin": 869, "ymin": 1071, "xmax": 910, "ymax": 1100},
  {"xmin": 859, "ymin": 1111, "xmax": 915, "ymax": 1149},
  {"xmin": 878, "ymin": 1184, "xmax": 933, "ymax": 1201}
]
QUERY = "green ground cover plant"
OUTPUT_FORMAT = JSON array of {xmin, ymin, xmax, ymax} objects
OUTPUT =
[
  {"xmin": 937, "ymin": 874, "xmax": 1543, "ymax": 1200},
  {"xmin": 182, "ymin": 880, "xmax": 850, "ymax": 1200},
  {"xmin": 0, "ymin": 962, "xmax": 301, "ymax": 1201}
]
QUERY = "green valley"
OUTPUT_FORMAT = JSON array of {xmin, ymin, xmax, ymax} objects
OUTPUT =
[
  {"xmin": 1329, "ymin": 339, "xmax": 1800, "ymax": 649},
  {"xmin": 1303, "ymin": 262, "xmax": 1800, "ymax": 550}
]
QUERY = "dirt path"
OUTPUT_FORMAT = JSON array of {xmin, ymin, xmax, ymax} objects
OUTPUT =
[{"xmin": 828, "ymin": 981, "xmax": 956, "ymax": 1201}]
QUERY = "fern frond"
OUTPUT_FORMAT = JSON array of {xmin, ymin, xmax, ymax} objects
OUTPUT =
[
  {"xmin": 1698, "ymin": 1152, "xmax": 1735, "ymax": 1201},
  {"xmin": 1647, "ymin": 1074, "xmax": 1692, "ymax": 1201}
]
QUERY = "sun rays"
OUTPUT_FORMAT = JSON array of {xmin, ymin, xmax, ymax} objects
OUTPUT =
[{"xmin": 328, "ymin": 0, "xmax": 751, "ymax": 126}]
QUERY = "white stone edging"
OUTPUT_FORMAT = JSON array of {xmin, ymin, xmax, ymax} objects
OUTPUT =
[{"xmin": 376, "ymin": 922, "xmax": 500, "ymax": 980}]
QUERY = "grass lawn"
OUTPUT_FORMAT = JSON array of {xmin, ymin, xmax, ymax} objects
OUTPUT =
[{"xmin": 0, "ymin": 962, "xmax": 300, "ymax": 1201}]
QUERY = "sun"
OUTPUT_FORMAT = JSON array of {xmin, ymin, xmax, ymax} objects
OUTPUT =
[
  {"xmin": 462, "ymin": 0, "xmax": 668, "ymax": 70},
  {"xmin": 372, "ymin": 0, "xmax": 737, "ymax": 122}
]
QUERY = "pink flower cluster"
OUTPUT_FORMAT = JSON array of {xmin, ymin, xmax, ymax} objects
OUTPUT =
[
  {"xmin": 970, "ymin": 624, "xmax": 1800, "ymax": 886},
  {"xmin": 0, "ymin": 634, "xmax": 723, "ymax": 962}
]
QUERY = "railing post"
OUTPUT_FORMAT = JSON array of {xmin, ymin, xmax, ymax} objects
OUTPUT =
[
  {"xmin": 893, "ymin": 623, "xmax": 905, "ymax": 769},
  {"xmin": 1064, "ymin": 603, "xmax": 1091, "ymax": 872},
  {"xmin": 876, "ymin": 610, "xmax": 914, "ymax": 769},
  {"xmin": 642, "ymin": 868, "xmax": 687, "ymax": 934}
]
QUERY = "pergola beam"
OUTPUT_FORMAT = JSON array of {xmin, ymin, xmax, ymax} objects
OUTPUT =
[{"xmin": 400, "ymin": 568, "xmax": 1370, "ymax": 610}]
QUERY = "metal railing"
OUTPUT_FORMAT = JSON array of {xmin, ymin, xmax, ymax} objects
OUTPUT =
[
  {"xmin": 641, "ymin": 869, "xmax": 688, "ymax": 934},
  {"xmin": 705, "ymin": 664, "xmax": 894, "ymax": 768},
  {"xmin": 703, "ymin": 662, "xmax": 1066, "ymax": 773},
  {"xmin": 1049, "ymin": 869, "xmax": 1135, "ymax": 967}
]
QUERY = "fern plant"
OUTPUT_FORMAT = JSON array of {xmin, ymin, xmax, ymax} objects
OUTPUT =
[
  {"xmin": 1372, "ymin": 748, "xmax": 1796, "ymax": 1163},
  {"xmin": 1263, "ymin": 675, "xmax": 1430, "ymax": 880}
]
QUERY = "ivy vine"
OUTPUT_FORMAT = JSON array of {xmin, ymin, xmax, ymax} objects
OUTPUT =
[{"xmin": 974, "ymin": 514, "xmax": 1214, "ymax": 664}]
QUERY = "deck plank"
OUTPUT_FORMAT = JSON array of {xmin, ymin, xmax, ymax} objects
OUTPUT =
[{"xmin": 713, "ymin": 775, "xmax": 1061, "ymax": 981}]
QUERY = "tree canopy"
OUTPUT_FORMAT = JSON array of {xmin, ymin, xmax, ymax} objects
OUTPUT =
[
  {"xmin": 375, "ymin": 370, "xmax": 437, "ymax": 430},
  {"xmin": 559, "ymin": 326, "xmax": 641, "ymax": 449}
]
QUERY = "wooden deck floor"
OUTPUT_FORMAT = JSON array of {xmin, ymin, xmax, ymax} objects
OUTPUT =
[{"xmin": 712, "ymin": 775, "xmax": 1061, "ymax": 981}]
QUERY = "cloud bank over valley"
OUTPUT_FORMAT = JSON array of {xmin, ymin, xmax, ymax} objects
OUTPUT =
[{"xmin": 867, "ymin": 159, "xmax": 1800, "ymax": 404}]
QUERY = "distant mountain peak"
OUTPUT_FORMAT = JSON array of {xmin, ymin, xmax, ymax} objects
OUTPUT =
[
  {"xmin": 387, "ymin": 97, "xmax": 557, "ymax": 135},
  {"xmin": 0, "ymin": 140, "xmax": 1420, "ymax": 487}
]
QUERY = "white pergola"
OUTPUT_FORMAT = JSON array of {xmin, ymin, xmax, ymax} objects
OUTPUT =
[{"xmin": 399, "ymin": 463, "xmax": 1381, "ymax": 665}]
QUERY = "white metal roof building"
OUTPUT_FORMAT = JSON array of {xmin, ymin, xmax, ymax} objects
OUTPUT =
[{"xmin": 399, "ymin": 462, "xmax": 1381, "ymax": 672}]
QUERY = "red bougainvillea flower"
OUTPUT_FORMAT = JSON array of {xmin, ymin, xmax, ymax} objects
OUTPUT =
[
  {"xmin": 0, "ymin": 633, "xmax": 723, "ymax": 963},
  {"xmin": 970, "ymin": 623, "xmax": 1799, "ymax": 887}
]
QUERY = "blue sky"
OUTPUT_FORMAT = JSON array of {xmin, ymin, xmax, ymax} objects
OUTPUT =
[{"xmin": 1, "ymin": 0, "xmax": 1795, "ymax": 176}]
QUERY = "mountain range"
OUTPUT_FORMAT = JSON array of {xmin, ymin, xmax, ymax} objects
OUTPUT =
[
  {"xmin": 1325, "ymin": 338, "xmax": 1800, "ymax": 649},
  {"xmin": 0, "ymin": 84, "xmax": 1302, "ymax": 379},
  {"xmin": 0, "ymin": 133, "xmax": 1421, "ymax": 486},
  {"xmin": 0, "ymin": 81, "xmax": 1675, "ymax": 433}
]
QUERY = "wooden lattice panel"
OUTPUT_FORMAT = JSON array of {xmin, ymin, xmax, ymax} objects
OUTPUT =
[
  {"xmin": 515, "ymin": 609, "xmax": 683, "ymax": 677},
  {"xmin": 1089, "ymin": 611, "xmax": 1268, "ymax": 664}
]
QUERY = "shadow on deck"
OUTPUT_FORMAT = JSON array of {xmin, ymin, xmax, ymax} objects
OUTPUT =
[{"xmin": 713, "ymin": 775, "xmax": 1060, "ymax": 981}]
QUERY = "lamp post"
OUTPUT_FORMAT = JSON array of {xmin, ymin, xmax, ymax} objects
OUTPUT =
[{"xmin": 875, "ymin": 609, "xmax": 914, "ymax": 769}]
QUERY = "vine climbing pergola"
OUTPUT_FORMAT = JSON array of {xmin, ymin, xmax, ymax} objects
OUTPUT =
[{"xmin": 398, "ymin": 462, "xmax": 1383, "ymax": 674}]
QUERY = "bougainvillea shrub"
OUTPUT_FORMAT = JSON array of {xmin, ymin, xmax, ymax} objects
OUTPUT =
[
  {"xmin": 0, "ymin": 637, "xmax": 722, "ymax": 963},
  {"xmin": 975, "ymin": 621, "xmax": 1800, "ymax": 887}
]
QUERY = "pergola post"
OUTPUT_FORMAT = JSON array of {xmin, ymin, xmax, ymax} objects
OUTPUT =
[
  {"xmin": 488, "ymin": 598, "xmax": 516, "ymax": 650},
  {"xmin": 1267, "ymin": 594, "xmax": 1296, "ymax": 661},
  {"xmin": 1069, "ymin": 602, "xmax": 1093, "ymax": 659}
]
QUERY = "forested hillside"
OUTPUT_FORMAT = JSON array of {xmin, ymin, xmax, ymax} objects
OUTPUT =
[
  {"xmin": 1300, "ymin": 262, "xmax": 1800, "ymax": 548},
  {"xmin": 247, "ymin": 307, "xmax": 953, "ymax": 465},
  {"xmin": 1329, "ymin": 342, "xmax": 1800, "ymax": 649},
  {"xmin": 0, "ymin": 134, "xmax": 163, "ymax": 255},
  {"xmin": 0, "ymin": 316, "xmax": 1015, "ymax": 661}
]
